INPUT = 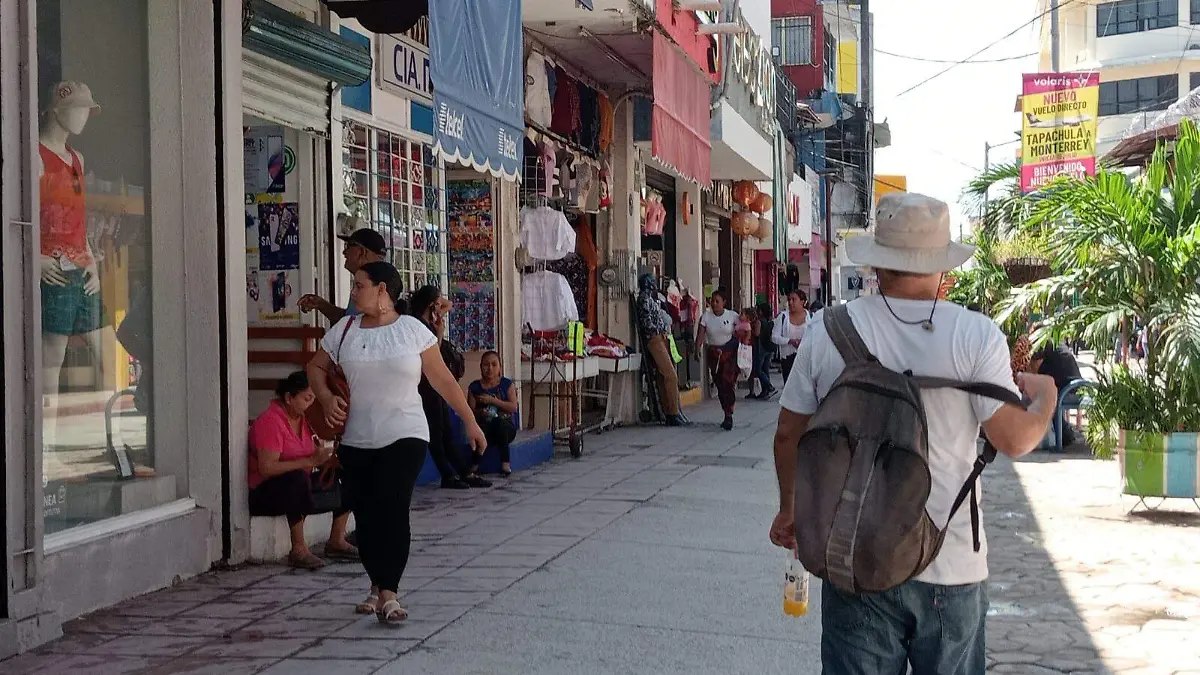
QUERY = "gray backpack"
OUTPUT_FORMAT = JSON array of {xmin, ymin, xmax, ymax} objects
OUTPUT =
[{"xmin": 793, "ymin": 305, "xmax": 1021, "ymax": 594}]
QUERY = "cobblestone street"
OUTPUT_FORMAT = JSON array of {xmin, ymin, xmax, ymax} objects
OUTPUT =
[{"xmin": 2, "ymin": 397, "xmax": 1198, "ymax": 674}]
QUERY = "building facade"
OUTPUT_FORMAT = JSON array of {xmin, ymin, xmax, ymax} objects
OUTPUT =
[{"xmin": 1039, "ymin": 0, "xmax": 1200, "ymax": 155}]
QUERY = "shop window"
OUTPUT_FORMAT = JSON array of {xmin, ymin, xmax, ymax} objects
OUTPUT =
[
  {"xmin": 1098, "ymin": 74, "xmax": 1178, "ymax": 116},
  {"xmin": 35, "ymin": 0, "xmax": 172, "ymax": 533},
  {"xmin": 1096, "ymin": 0, "xmax": 1177, "ymax": 37},
  {"xmin": 342, "ymin": 121, "xmax": 447, "ymax": 294},
  {"xmin": 1193, "ymin": 0, "xmax": 1200, "ymax": 23}
]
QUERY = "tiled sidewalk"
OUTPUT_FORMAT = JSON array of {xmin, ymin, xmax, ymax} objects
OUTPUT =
[{"xmin": 0, "ymin": 418, "xmax": 714, "ymax": 675}]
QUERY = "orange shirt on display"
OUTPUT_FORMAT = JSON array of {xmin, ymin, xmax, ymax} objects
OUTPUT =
[{"xmin": 39, "ymin": 144, "xmax": 92, "ymax": 269}]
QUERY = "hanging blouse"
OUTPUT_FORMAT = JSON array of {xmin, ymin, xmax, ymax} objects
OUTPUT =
[
  {"xmin": 521, "ymin": 270, "xmax": 579, "ymax": 331},
  {"xmin": 644, "ymin": 198, "xmax": 667, "ymax": 236},
  {"xmin": 598, "ymin": 94, "xmax": 614, "ymax": 152},
  {"xmin": 519, "ymin": 205, "xmax": 576, "ymax": 261},
  {"xmin": 550, "ymin": 67, "xmax": 578, "ymax": 137},
  {"xmin": 526, "ymin": 52, "xmax": 553, "ymax": 128}
]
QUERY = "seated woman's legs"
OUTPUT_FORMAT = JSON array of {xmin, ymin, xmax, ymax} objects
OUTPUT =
[
  {"xmin": 249, "ymin": 470, "xmax": 322, "ymax": 568},
  {"xmin": 476, "ymin": 417, "xmax": 516, "ymax": 475}
]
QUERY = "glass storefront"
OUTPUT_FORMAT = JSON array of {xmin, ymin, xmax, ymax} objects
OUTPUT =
[
  {"xmin": 35, "ymin": 0, "xmax": 178, "ymax": 533},
  {"xmin": 342, "ymin": 120, "xmax": 448, "ymax": 293}
]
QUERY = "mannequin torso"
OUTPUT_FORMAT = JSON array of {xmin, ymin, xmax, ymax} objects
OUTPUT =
[{"xmin": 38, "ymin": 116, "xmax": 92, "ymax": 269}]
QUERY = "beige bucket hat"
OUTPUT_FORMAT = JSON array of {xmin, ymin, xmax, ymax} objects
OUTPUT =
[
  {"xmin": 846, "ymin": 192, "xmax": 974, "ymax": 274},
  {"xmin": 47, "ymin": 81, "xmax": 101, "ymax": 113}
]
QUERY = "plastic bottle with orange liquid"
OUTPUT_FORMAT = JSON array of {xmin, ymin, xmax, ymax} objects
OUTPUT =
[{"xmin": 783, "ymin": 552, "xmax": 809, "ymax": 617}]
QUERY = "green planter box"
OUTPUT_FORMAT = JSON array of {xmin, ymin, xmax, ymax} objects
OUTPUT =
[{"xmin": 1118, "ymin": 430, "xmax": 1200, "ymax": 498}]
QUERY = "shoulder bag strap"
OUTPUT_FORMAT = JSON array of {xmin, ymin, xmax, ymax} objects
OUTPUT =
[
  {"xmin": 335, "ymin": 316, "xmax": 355, "ymax": 362},
  {"xmin": 822, "ymin": 304, "xmax": 876, "ymax": 365},
  {"xmin": 909, "ymin": 376, "xmax": 1023, "ymax": 407}
]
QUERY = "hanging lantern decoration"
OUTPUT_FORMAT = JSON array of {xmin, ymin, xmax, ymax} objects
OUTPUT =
[
  {"xmin": 751, "ymin": 191, "xmax": 773, "ymax": 215},
  {"xmin": 731, "ymin": 210, "xmax": 757, "ymax": 237},
  {"xmin": 755, "ymin": 216, "xmax": 771, "ymax": 241},
  {"xmin": 732, "ymin": 181, "xmax": 758, "ymax": 209}
]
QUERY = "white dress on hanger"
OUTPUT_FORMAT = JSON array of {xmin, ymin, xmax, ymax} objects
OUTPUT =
[{"xmin": 521, "ymin": 270, "xmax": 579, "ymax": 331}]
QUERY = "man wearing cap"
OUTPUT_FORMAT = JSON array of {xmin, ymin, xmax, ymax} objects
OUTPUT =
[
  {"xmin": 298, "ymin": 227, "xmax": 388, "ymax": 322},
  {"xmin": 770, "ymin": 192, "xmax": 1057, "ymax": 673}
]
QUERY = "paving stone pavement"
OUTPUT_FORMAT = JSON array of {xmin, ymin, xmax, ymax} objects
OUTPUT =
[{"xmin": 2, "ymin": 394, "xmax": 1197, "ymax": 674}]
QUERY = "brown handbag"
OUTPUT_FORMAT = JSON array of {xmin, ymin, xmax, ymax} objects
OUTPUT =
[{"xmin": 307, "ymin": 317, "xmax": 356, "ymax": 442}]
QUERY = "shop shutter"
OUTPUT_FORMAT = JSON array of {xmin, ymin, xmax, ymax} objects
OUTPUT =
[{"xmin": 242, "ymin": 49, "xmax": 331, "ymax": 134}]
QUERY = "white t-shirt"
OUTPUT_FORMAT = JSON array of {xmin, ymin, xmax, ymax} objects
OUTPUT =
[
  {"xmin": 322, "ymin": 314, "xmax": 438, "ymax": 449},
  {"xmin": 778, "ymin": 296, "xmax": 1018, "ymax": 586},
  {"xmin": 700, "ymin": 309, "xmax": 738, "ymax": 346}
]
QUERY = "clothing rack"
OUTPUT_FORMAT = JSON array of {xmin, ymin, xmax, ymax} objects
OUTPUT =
[{"xmin": 521, "ymin": 324, "xmax": 587, "ymax": 458}]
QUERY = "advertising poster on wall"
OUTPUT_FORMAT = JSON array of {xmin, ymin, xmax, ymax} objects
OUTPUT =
[
  {"xmin": 1020, "ymin": 72, "xmax": 1099, "ymax": 193},
  {"xmin": 258, "ymin": 202, "xmax": 301, "ymax": 271},
  {"xmin": 446, "ymin": 180, "xmax": 496, "ymax": 351},
  {"xmin": 244, "ymin": 126, "xmax": 286, "ymax": 194},
  {"xmin": 258, "ymin": 269, "xmax": 300, "ymax": 323}
]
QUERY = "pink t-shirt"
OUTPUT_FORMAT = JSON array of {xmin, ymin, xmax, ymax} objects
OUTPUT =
[{"xmin": 248, "ymin": 400, "xmax": 314, "ymax": 489}]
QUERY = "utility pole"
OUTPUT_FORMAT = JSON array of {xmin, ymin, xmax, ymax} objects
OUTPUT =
[
  {"xmin": 1050, "ymin": 0, "xmax": 1060, "ymax": 72},
  {"xmin": 981, "ymin": 141, "xmax": 990, "ymax": 226}
]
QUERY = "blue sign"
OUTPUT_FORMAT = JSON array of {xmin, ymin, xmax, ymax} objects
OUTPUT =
[
  {"xmin": 340, "ymin": 27, "xmax": 373, "ymax": 113},
  {"xmin": 429, "ymin": 0, "xmax": 524, "ymax": 181}
]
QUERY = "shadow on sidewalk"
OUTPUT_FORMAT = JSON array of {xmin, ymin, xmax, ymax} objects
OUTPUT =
[{"xmin": 983, "ymin": 458, "xmax": 1108, "ymax": 672}]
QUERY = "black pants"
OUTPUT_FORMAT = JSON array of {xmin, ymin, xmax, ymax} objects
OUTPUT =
[
  {"xmin": 422, "ymin": 390, "xmax": 475, "ymax": 480},
  {"xmin": 338, "ymin": 438, "xmax": 427, "ymax": 593},
  {"xmin": 481, "ymin": 416, "xmax": 517, "ymax": 464},
  {"xmin": 249, "ymin": 470, "xmax": 348, "ymax": 527},
  {"xmin": 781, "ymin": 354, "xmax": 797, "ymax": 383}
]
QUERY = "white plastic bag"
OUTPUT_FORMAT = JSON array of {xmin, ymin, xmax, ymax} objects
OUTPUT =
[{"xmin": 736, "ymin": 343, "xmax": 753, "ymax": 380}]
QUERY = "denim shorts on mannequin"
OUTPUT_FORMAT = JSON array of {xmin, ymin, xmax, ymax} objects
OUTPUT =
[{"xmin": 41, "ymin": 268, "xmax": 106, "ymax": 335}]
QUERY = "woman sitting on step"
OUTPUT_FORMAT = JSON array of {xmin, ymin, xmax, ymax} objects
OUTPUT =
[{"xmin": 248, "ymin": 371, "xmax": 357, "ymax": 570}]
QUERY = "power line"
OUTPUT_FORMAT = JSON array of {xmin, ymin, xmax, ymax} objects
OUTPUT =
[
  {"xmin": 875, "ymin": 48, "xmax": 1036, "ymax": 64},
  {"xmin": 894, "ymin": 0, "xmax": 1081, "ymax": 99}
]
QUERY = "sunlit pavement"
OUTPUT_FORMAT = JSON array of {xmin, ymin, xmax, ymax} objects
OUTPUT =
[{"xmin": 2, "ymin": 380, "xmax": 1196, "ymax": 674}]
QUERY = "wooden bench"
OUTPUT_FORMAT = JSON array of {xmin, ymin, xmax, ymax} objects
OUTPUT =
[{"xmin": 247, "ymin": 326, "xmax": 326, "ymax": 391}]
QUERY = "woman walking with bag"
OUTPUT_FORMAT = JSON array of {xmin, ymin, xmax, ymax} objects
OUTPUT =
[
  {"xmin": 308, "ymin": 262, "xmax": 486, "ymax": 625},
  {"xmin": 694, "ymin": 288, "xmax": 741, "ymax": 431}
]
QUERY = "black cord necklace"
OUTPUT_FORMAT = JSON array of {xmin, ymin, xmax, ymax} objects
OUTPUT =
[{"xmin": 879, "ymin": 274, "xmax": 942, "ymax": 333}]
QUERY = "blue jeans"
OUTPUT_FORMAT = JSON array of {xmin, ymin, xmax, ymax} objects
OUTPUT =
[
  {"xmin": 751, "ymin": 345, "xmax": 772, "ymax": 394},
  {"xmin": 820, "ymin": 579, "xmax": 988, "ymax": 675}
]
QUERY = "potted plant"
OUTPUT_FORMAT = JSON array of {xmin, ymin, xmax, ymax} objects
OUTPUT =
[
  {"xmin": 996, "ymin": 119, "xmax": 1200, "ymax": 504},
  {"xmin": 992, "ymin": 232, "xmax": 1053, "ymax": 286}
]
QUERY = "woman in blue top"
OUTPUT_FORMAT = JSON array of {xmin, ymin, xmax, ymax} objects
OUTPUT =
[{"xmin": 467, "ymin": 351, "xmax": 519, "ymax": 476}]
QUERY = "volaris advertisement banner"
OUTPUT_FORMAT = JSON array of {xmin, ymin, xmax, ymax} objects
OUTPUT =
[{"xmin": 1020, "ymin": 72, "xmax": 1100, "ymax": 193}]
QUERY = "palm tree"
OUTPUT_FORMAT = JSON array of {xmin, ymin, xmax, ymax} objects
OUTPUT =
[{"xmin": 994, "ymin": 119, "xmax": 1200, "ymax": 446}]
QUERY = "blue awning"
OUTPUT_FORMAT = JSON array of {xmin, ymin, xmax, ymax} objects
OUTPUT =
[{"xmin": 428, "ymin": 0, "xmax": 524, "ymax": 181}]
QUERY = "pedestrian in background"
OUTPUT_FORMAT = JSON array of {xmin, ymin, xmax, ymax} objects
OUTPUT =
[
  {"xmin": 772, "ymin": 288, "xmax": 809, "ymax": 382},
  {"xmin": 695, "ymin": 288, "xmax": 740, "ymax": 430}
]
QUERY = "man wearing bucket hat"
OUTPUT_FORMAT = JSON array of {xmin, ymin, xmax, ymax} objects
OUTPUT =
[{"xmin": 770, "ymin": 192, "xmax": 1058, "ymax": 673}]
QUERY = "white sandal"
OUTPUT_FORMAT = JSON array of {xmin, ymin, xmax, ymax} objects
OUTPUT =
[
  {"xmin": 355, "ymin": 592, "xmax": 379, "ymax": 615},
  {"xmin": 376, "ymin": 598, "xmax": 408, "ymax": 625}
]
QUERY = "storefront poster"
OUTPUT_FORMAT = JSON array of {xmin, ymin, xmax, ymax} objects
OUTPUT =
[
  {"xmin": 244, "ymin": 126, "xmax": 286, "ymax": 194},
  {"xmin": 258, "ymin": 202, "xmax": 300, "ymax": 271},
  {"xmin": 446, "ymin": 180, "xmax": 496, "ymax": 351},
  {"xmin": 1020, "ymin": 72, "xmax": 1099, "ymax": 193},
  {"xmin": 257, "ymin": 269, "xmax": 299, "ymax": 323}
]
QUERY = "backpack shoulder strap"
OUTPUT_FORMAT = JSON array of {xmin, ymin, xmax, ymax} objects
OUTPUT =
[
  {"xmin": 909, "ymin": 376, "xmax": 1023, "ymax": 407},
  {"xmin": 822, "ymin": 304, "xmax": 876, "ymax": 364}
]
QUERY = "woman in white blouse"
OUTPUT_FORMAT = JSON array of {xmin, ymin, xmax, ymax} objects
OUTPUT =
[
  {"xmin": 308, "ymin": 262, "xmax": 486, "ymax": 625},
  {"xmin": 694, "ymin": 288, "xmax": 741, "ymax": 430},
  {"xmin": 772, "ymin": 288, "xmax": 810, "ymax": 382}
]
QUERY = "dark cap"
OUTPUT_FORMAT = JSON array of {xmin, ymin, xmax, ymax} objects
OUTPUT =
[{"xmin": 338, "ymin": 228, "xmax": 388, "ymax": 256}]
